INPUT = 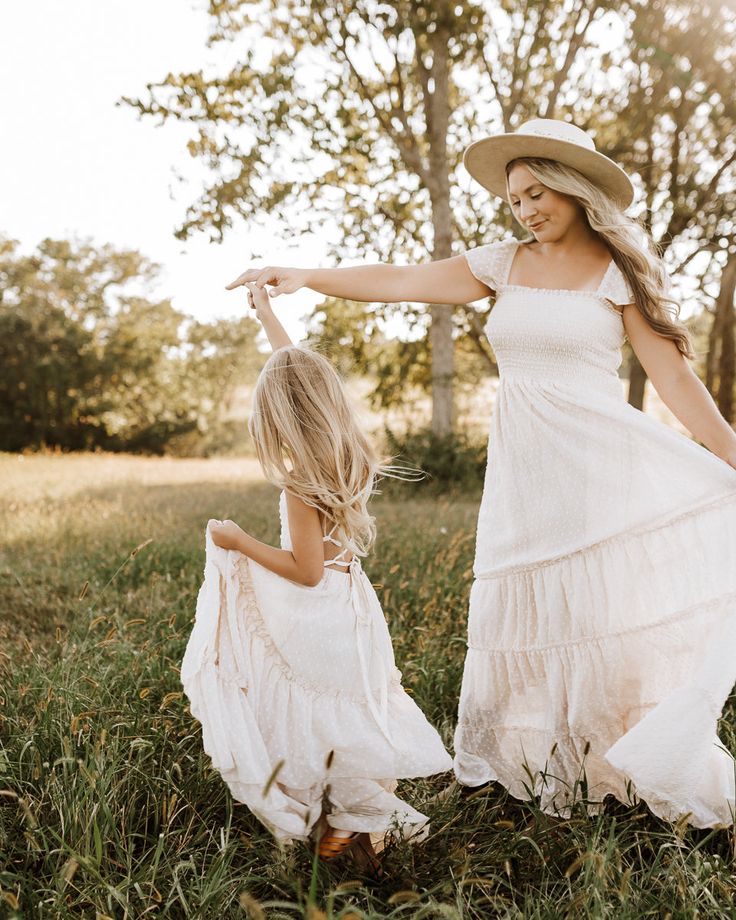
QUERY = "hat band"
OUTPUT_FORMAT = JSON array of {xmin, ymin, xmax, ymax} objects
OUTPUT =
[{"xmin": 517, "ymin": 129, "xmax": 594, "ymax": 150}]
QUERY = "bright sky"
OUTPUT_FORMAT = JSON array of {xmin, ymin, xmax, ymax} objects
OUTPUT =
[{"xmin": 0, "ymin": 0, "xmax": 327, "ymax": 340}]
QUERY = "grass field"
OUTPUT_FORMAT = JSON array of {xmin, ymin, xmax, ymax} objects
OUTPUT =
[{"xmin": 1, "ymin": 453, "xmax": 734, "ymax": 919}]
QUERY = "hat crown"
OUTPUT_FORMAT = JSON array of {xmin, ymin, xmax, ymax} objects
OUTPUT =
[
  {"xmin": 462, "ymin": 117, "xmax": 634, "ymax": 209},
  {"xmin": 516, "ymin": 118, "xmax": 596, "ymax": 152}
]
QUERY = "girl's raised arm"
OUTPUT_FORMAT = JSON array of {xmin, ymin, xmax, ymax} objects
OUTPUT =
[
  {"xmin": 229, "ymin": 253, "xmax": 491, "ymax": 306},
  {"xmin": 246, "ymin": 282, "xmax": 292, "ymax": 350}
]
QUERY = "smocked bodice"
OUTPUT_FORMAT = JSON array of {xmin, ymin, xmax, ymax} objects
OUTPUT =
[
  {"xmin": 466, "ymin": 239, "xmax": 634, "ymax": 397},
  {"xmin": 486, "ymin": 288, "xmax": 625, "ymax": 393}
]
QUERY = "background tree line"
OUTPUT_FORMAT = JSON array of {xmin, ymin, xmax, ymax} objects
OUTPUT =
[
  {"xmin": 2, "ymin": 0, "xmax": 734, "ymax": 456},
  {"xmin": 0, "ymin": 236, "xmax": 262, "ymax": 453},
  {"xmin": 126, "ymin": 0, "xmax": 736, "ymax": 430}
]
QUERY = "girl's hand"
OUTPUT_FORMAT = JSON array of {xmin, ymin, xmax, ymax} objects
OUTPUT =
[
  {"xmin": 208, "ymin": 519, "xmax": 246, "ymax": 552},
  {"xmin": 225, "ymin": 265, "xmax": 309, "ymax": 298},
  {"xmin": 243, "ymin": 282, "xmax": 294, "ymax": 349},
  {"xmin": 245, "ymin": 281, "xmax": 274, "ymax": 321}
]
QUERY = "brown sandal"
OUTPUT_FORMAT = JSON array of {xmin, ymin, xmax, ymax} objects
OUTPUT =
[{"xmin": 350, "ymin": 832, "xmax": 384, "ymax": 880}]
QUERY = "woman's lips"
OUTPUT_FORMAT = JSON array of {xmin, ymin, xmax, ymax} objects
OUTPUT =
[{"xmin": 529, "ymin": 220, "xmax": 546, "ymax": 231}]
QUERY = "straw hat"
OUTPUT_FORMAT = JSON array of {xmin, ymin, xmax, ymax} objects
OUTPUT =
[{"xmin": 463, "ymin": 118, "xmax": 634, "ymax": 209}]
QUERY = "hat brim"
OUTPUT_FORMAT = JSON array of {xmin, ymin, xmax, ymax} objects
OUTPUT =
[{"xmin": 463, "ymin": 134, "xmax": 634, "ymax": 210}]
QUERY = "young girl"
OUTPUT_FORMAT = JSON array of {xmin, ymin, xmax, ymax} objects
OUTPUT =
[{"xmin": 180, "ymin": 281, "xmax": 452, "ymax": 866}]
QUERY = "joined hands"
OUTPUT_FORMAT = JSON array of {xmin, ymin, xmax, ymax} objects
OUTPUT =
[{"xmin": 226, "ymin": 265, "xmax": 309, "ymax": 298}]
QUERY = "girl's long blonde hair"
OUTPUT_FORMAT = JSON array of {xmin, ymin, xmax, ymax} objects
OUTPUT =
[
  {"xmin": 248, "ymin": 345, "xmax": 395, "ymax": 557},
  {"xmin": 505, "ymin": 157, "xmax": 694, "ymax": 358}
]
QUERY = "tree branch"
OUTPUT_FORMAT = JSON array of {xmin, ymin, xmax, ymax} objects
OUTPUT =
[
  {"xmin": 326, "ymin": 13, "xmax": 431, "ymax": 185},
  {"xmin": 540, "ymin": 0, "xmax": 594, "ymax": 119}
]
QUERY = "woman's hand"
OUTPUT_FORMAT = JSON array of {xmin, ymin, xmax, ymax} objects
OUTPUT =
[
  {"xmin": 208, "ymin": 519, "xmax": 246, "ymax": 552},
  {"xmin": 225, "ymin": 265, "xmax": 310, "ymax": 298}
]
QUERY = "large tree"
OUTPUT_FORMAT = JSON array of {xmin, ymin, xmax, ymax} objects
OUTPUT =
[
  {"xmin": 126, "ymin": 0, "xmax": 735, "ymax": 426},
  {"xmin": 125, "ymin": 0, "xmax": 626, "ymax": 433}
]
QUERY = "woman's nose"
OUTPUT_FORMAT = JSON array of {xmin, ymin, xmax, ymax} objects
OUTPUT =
[{"xmin": 519, "ymin": 200, "xmax": 538, "ymax": 221}]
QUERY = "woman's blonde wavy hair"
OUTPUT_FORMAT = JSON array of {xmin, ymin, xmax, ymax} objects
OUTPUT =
[
  {"xmin": 248, "ymin": 345, "xmax": 399, "ymax": 557},
  {"xmin": 505, "ymin": 157, "xmax": 694, "ymax": 358}
]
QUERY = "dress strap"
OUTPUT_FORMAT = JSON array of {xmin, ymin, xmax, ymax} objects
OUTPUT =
[
  {"xmin": 323, "ymin": 539, "xmax": 353, "ymax": 568},
  {"xmin": 321, "ymin": 513, "xmax": 353, "ymax": 568},
  {"xmin": 323, "ymin": 552, "xmax": 351, "ymax": 569},
  {"xmin": 321, "ymin": 510, "xmax": 337, "ymax": 538},
  {"xmin": 498, "ymin": 240, "xmax": 520, "ymax": 287}
]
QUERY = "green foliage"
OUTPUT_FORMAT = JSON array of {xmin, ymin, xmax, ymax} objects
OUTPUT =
[
  {"xmin": 0, "ymin": 236, "xmax": 262, "ymax": 453},
  {"xmin": 123, "ymin": 0, "xmax": 736, "ymax": 423},
  {"xmin": 305, "ymin": 296, "xmax": 433, "ymax": 409},
  {"xmin": 305, "ymin": 295, "xmax": 497, "ymax": 415},
  {"xmin": 1, "ymin": 454, "xmax": 734, "ymax": 917},
  {"xmin": 384, "ymin": 426, "xmax": 488, "ymax": 491}
]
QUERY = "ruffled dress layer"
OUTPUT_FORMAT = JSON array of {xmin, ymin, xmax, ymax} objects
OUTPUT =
[
  {"xmin": 181, "ymin": 493, "xmax": 452, "ymax": 843},
  {"xmin": 455, "ymin": 238, "xmax": 736, "ymax": 828}
]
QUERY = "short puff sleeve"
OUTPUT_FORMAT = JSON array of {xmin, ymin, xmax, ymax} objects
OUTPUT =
[
  {"xmin": 464, "ymin": 240, "xmax": 516, "ymax": 294},
  {"xmin": 599, "ymin": 261, "xmax": 635, "ymax": 308}
]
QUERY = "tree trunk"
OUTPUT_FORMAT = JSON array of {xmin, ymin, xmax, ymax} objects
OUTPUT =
[
  {"xmin": 705, "ymin": 303, "xmax": 721, "ymax": 394},
  {"xmin": 429, "ymin": 303, "xmax": 454, "ymax": 434},
  {"xmin": 422, "ymin": 16, "xmax": 455, "ymax": 436},
  {"xmin": 627, "ymin": 353, "xmax": 647, "ymax": 410},
  {"xmin": 715, "ymin": 252, "xmax": 736, "ymax": 423}
]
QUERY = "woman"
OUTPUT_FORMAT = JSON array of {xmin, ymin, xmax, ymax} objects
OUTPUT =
[{"xmin": 227, "ymin": 118, "xmax": 736, "ymax": 828}]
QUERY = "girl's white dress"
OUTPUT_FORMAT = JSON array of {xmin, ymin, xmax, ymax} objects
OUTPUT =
[
  {"xmin": 456, "ymin": 238, "xmax": 736, "ymax": 828},
  {"xmin": 181, "ymin": 492, "xmax": 452, "ymax": 843}
]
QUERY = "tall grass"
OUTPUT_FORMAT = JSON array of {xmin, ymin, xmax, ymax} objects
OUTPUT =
[{"xmin": 1, "ymin": 453, "xmax": 734, "ymax": 918}]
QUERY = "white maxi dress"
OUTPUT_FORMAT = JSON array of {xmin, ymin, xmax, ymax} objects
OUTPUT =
[
  {"xmin": 454, "ymin": 238, "xmax": 736, "ymax": 828},
  {"xmin": 181, "ymin": 491, "xmax": 452, "ymax": 843}
]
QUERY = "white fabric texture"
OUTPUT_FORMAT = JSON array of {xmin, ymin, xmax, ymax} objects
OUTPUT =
[
  {"xmin": 181, "ymin": 494, "xmax": 452, "ymax": 843},
  {"xmin": 455, "ymin": 238, "xmax": 736, "ymax": 828}
]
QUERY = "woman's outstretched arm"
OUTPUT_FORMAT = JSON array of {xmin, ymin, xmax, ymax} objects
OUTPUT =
[{"xmin": 227, "ymin": 254, "xmax": 491, "ymax": 306}]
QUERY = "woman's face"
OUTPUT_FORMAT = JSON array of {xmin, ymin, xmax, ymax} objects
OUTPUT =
[{"xmin": 506, "ymin": 162, "xmax": 583, "ymax": 241}]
